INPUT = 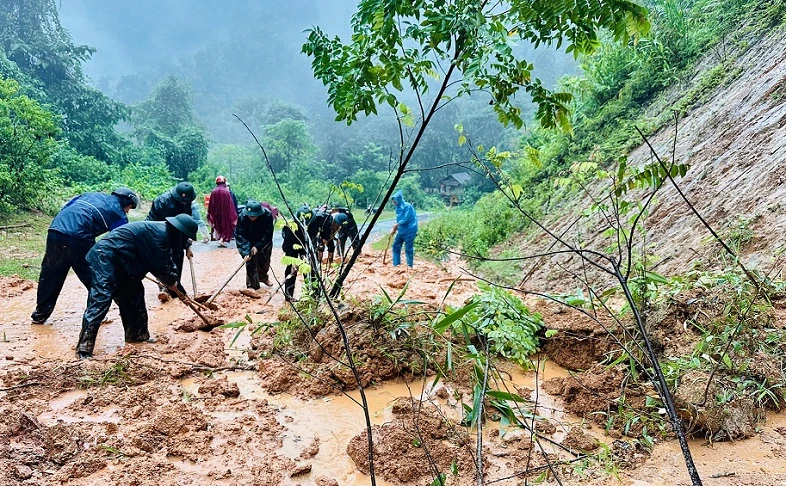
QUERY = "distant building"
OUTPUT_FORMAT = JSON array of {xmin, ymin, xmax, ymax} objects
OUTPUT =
[{"xmin": 425, "ymin": 172, "xmax": 472, "ymax": 205}]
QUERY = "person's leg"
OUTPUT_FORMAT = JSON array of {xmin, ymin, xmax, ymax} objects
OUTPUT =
[
  {"xmin": 116, "ymin": 279, "xmax": 150, "ymax": 343},
  {"xmin": 391, "ymin": 233, "xmax": 405, "ymax": 266},
  {"xmin": 284, "ymin": 264, "xmax": 296, "ymax": 301},
  {"xmin": 348, "ymin": 225, "xmax": 360, "ymax": 253},
  {"xmin": 31, "ymin": 232, "xmax": 73, "ymax": 323},
  {"xmin": 173, "ymin": 250, "xmax": 187, "ymax": 295},
  {"xmin": 76, "ymin": 268, "xmax": 115, "ymax": 358},
  {"xmin": 404, "ymin": 232, "xmax": 416, "ymax": 267},
  {"xmin": 245, "ymin": 254, "xmax": 260, "ymax": 289},
  {"xmin": 260, "ymin": 243, "xmax": 272, "ymax": 285},
  {"xmin": 69, "ymin": 238, "xmax": 95, "ymax": 289}
]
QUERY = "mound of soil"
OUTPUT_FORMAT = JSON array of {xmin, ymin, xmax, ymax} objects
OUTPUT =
[
  {"xmin": 346, "ymin": 397, "xmax": 477, "ymax": 483},
  {"xmin": 534, "ymin": 300, "xmax": 617, "ymax": 370},
  {"xmin": 674, "ymin": 370, "xmax": 762, "ymax": 440},
  {"xmin": 254, "ymin": 303, "xmax": 444, "ymax": 397},
  {"xmin": 542, "ymin": 364, "xmax": 650, "ymax": 435},
  {"xmin": 0, "ymin": 276, "xmax": 35, "ymax": 298}
]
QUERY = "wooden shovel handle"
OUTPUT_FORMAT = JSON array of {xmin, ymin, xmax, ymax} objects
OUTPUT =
[
  {"xmin": 188, "ymin": 255, "xmax": 197, "ymax": 296},
  {"xmin": 207, "ymin": 255, "xmax": 252, "ymax": 304},
  {"xmin": 170, "ymin": 285, "xmax": 212, "ymax": 326},
  {"xmin": 144, "ymin": 275, "xmax": 212, "ymax": 326}
]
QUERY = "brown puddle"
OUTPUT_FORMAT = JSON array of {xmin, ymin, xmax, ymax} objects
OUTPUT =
[{"xmin": 175, "ymin": 359, "xmax": 576, "ymax": 485}]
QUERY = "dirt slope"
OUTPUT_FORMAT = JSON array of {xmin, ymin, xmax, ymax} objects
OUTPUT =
[{"xmin": 519, "ymin": 29, "xmax": 786, "ymax": 288}]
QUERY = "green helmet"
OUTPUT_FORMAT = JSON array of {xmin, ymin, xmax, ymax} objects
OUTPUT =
[
  {"xmin": 244, "ymin": 200, "xmax": 264, "ymax": 217},
  {"xmin": 165, "ymin": 214, "xmax": 198, "ymax": 240},
  {"xmin": 112, "ymin": 187, "xmax": 138, "ymax": 209},
  {"xmin": 295, "ymin": 205, "xmax": 312, "ymax": 225},
  {"xmin": 171, "ymin": 182, "xmax": 196, "ymax": 204}
]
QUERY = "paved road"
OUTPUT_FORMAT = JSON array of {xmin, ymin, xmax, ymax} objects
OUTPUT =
[{"xmin": 270, "ymin": 212, "xmax": 431, "ymax": 247}]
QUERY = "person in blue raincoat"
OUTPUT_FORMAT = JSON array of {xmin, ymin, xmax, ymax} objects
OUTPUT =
[
  {"xmin": 31, "ymin": 188, "xmax": 138, "ymax": 324},
  {"xmin": 390, "ymin": 190, "xmax": 418, "ymax": 267}
]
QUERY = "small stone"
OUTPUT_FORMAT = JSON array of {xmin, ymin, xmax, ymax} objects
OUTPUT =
[
  {"xmin": 14, "ymin": 465, "xmax": 33, "ymax": 480},
  {"xmin": 315, "ymin": 476, "xmax": 339, "ymax": 486},
  {"xmin": 290, "ymin": 463, "xmax": 312, "ymax": 477},
  {"xmin": 5, "ymin": 356, "xmax": 13, "ymax": 360}
]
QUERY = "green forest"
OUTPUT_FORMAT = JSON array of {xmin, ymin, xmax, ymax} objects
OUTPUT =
[
  {"xmin": 1, "ymin": 0, "xmax": 781, "ymax": 248},
  {"xmin": 0, "ymin": 0, "xmax": 576, "ymax": 217}
]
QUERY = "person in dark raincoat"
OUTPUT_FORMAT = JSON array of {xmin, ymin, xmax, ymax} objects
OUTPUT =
[
  {"xmin": 207, "ymin": 176, "xmax": 238, "ymax": 247},
  {"xmin": 146, "ymin": 181, "xmax": 196, "ymax": 300},
  {"xmin": 282, "ymin": 206, "xmax": 315, "ymax": 301},
  {"xmin": 31, "ymin": 188, "xmax": 138, "ymax": 325},
  {"xmin": 234, "ymin": 201, "xmax": 274, "ymax": 289},
  {"xmin": 309, "ymin": 206, "xmax": 335, "ymax": 266},
  {"xmin": 75, "ymin": 214, "xmax": 198, "ymax": 359},
  {"xmin": 330, "ymin": 206, "xmax": 360, "ymax": 258},
  {"xmin": 390, "ymin": 190, "xmax": 418, "ymax": 267}
]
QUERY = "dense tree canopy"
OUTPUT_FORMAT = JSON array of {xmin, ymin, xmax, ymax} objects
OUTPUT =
[
  {"xmin": 0, "ymin": 0, "xmax": 127, "ymax": 163},
  {"xmin": 0, "ymin": 77, "xmax": 59, "ymax": 211},
  {"xmin": 133, "ymin": 76, "xmax": 209, "ymax": 179}
]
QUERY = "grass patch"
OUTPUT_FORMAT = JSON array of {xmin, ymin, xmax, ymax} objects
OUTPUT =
[{"xmin": 0, "ymin": 212, "xmax": 50, "ymax": 280}]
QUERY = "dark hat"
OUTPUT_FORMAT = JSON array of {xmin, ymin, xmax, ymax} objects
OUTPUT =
[
  {"xmin": 171, "ymin": 182, "xmax": 196, "ymax": 204},
  {"xmin": 244, "ymin": 200, "xmax": 264, "ymax": 217},
  {"xmin": 165, "ymin": 214, "xmax": 198, "ymax": 240}
]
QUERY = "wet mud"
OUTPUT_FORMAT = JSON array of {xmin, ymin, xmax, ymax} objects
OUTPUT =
[{"xmin": 2, "ymin": 239, "xmax": 786, "ymax": 485}]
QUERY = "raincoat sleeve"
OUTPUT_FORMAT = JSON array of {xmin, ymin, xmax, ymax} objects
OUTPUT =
[
  {"xmin": 146, "ymin": 196, "xmax": 165, "ymax": 221},
  {"xmin": 146, "ymin": 229, "xmax": 179, "ymax": 285},
  {"xmin": 108, "ymin": 214, "xmax": 129, "ymax": 231},
  {"xmin": 235, "ymin": 218, "xmax": 252, "ymax": 257},
  {"xmin": 258, "ymin": 213, "xmax": 274, "ymax": 252},
  {"xmin": 397, "ymin": 204, "xmax": 416, "ymax": 228}
]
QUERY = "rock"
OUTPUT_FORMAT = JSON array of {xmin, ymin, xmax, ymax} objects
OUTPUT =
[
  {"xmin": 561, "ymin": 427, "xmax": 600, "ymax": 452},
  {"xmin": 14, "ymin": 464, "xmax": 33, "ymax": 480},
  {"xmin": 198, "ymin": 376, "xmax": 241, "ymax": 398},
  {"xmin": 290, "ymin": 462, "xmax": 312, "ymax": 477},
  {"xmin": 315, "ymin": 476, "xmax": 339, "ymax": 486}
]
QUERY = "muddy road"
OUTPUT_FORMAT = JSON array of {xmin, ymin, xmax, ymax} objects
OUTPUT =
[{"xmin": 2, "ymin": 241, "xmax": 786, "ymax": 485}]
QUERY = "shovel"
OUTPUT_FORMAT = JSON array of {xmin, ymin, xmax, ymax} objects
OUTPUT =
[
  {"xmin": 382, "ymin": 232, "xmax": 394, "ymax": 264},
  {"xmin": 188, "ymin": 254, "xmax": 197, "ymax": 296},
  {"xmin": 195, "ymin": 255, "xmax": 251, "ymax": 305},
  {"xmin": 146, "ymin": 276, "xmax": 224, "ymax": 331}
]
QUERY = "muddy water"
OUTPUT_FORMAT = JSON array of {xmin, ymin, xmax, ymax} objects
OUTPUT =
[
  {"xmin": 175, "ymin": 359, "xmax": 574, "ymax": 485},
  {"xmin": 180, "ymin": 371, "xmax": 413, "ymax": 485}
]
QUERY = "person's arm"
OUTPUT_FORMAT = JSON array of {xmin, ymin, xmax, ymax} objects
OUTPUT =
[
  {"xmin": 108, "ymin": 215, "xmax": 129, "ymax": 231},
  {"xmin": 399, "ymin": 204, "xmax": 416, "ymax": 227},
  {"xmin": 258, "ymin": 215, "xmax": 274, "ymax": 253},
  {"xmin": 148, "ymin": 237, "xmax": 179, "ymax": 286},
  {"xmin": 146, "ymin": 198, "xmax": 163, "ymax": 221},
  {"xmin": 235, "ymin": 220, "xmax": 251, "ymax": 256}
]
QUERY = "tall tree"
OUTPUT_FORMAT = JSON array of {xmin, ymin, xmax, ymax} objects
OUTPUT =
[
  {"xmin": 133, "ymin": 76, "xmax": 208, "ymax": 179},
  {"xmin": 0, "ymin": 0, "xmax": 127, "ymax": 163},
  {"xmin": 0, "ymin": 77, "xmax": 59, "ymax": 210}
]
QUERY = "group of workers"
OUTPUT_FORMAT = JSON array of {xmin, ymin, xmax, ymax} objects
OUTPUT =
[{"xmin": 29, "ymin": 177, "xmax": 419, "ymax": 359}]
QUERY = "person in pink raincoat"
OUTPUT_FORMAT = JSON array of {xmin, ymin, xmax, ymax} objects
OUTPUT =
[{"xmin": 207, "ymin": 175, "xmax": 238, "ymax": 247}]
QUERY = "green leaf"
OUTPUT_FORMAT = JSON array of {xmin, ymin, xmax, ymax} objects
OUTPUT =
[
  {"xmin": 486, "ymin": 390, "xmax": 527, "ymax": 402},
  {"xmin": 433, "ymin": 302, "xmax": 479, "ymax": 334}
]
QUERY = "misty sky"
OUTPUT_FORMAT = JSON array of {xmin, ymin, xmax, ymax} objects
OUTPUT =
[
  {"xmin": 58, "ymin": 0, "xmax": 357, "ymax": 83},
  {"xmin": 55, "ymin": 0, "xmax": 577, "ymax": 144}
]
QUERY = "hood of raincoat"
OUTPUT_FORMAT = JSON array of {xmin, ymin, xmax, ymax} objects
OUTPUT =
[{"xmin": 392, "ymin": 190, "xmax": 405, "ymax": 206}]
